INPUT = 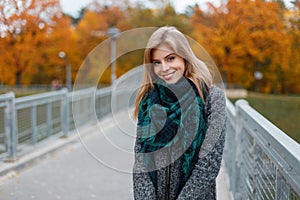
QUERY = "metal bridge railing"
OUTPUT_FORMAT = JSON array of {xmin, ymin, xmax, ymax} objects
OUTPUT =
[
  {"xmin": 224, "ymin": 98, "xmax": 300, "ymax": 200},
  {"xmin": 0, "ymin": 87, "xmax": 115, "ymax": 162},
  {"xmin": 0, "ymin": 66, "xmax": 142, "ymax": 163},
  {"xmin": 1, "ymin": 67, "xmax": 299, "ymax": 200}
]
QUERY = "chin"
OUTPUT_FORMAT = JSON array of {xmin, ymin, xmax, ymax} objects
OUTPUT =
[{"xmin": 164, "ymin": 78, "xmax": 180, "ymax": 84}]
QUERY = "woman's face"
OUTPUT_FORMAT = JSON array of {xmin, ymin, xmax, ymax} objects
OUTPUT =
[{"xmin": 152, "ymin": 44, "xmax": 186, "ymax": 84}]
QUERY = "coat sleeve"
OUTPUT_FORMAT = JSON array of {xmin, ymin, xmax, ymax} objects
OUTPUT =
[
  {"xmin": 132, "ymin": 127, "xmax": 157, "ymax": 200},
  {"xmin": 177, "ymin": 86, "xmax": 227, "ymax": 200}
]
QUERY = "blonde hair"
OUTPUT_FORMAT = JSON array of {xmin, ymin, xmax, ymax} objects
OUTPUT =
[{"xmin": 134, "ymin": 26, "xmax": 213, "ymax": 118}]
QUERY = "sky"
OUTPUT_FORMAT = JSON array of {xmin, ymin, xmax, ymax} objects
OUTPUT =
[
  {"xmin": 59, "ymin": 0, "xmax": 293, "ymax": 18},
  {"xmin": 59, "ymin": 0, "xmax": 222, "ymax": 17}
]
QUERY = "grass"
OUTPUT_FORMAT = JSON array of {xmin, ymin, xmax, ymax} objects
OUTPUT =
[
  {"xmin": 230, "ymin": 92, "xmax": 300, "ymax": 144},
  {"xmin": 0, "ymin": 88, "xmax": 50, "ymax": 98}
]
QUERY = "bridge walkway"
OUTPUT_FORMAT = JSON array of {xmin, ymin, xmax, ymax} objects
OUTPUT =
[{"xmin": 0, "ymin": 111, "xmax": 231, "ymax": 200}]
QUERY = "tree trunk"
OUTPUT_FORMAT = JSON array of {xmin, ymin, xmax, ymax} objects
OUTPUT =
[{"xmin": 15, "ymin": 71, "xmax": 21, "ymax": 86}]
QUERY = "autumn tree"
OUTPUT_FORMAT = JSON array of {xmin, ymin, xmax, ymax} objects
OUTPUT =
[
  {"xmin": 0, "ymin": 0, "xmax": 66, "ymax": 85},
  {"xmin": 286, "ymin": 1, "xmax": 300, "ymax": 93},
  {"xmin": 126, "ymin": 6, "xmax": 157, "ymax": 27},
  {"xmin": 30, "ymin": 13, "xmax": 72, "ymax": 85},
  {"xmin": 192, "ymin": 0, "xmax": 291, "ymax": 93},
  {"xmin": 73, "ymin": 4, "xmax": 128, "ymax": 84},
  {"xmin": 3, "ymin": 0, "xmax": 296, "ymax": 93},
  {"xmin": 127, "ymin": 3, "xmax": 192, "ymax": 33}
]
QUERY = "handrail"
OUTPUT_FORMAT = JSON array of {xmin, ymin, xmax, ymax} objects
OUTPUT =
[
  {"xmin": 224, "ymin": 99, "xmax": 300, "ymax": 199},
  {"xmin": 0, "ymin": 67, "xmax": 299, "ymax": 199},
  {"xmin": 0, "ymin": 87, "xmax": 114, "ymax": 161}
]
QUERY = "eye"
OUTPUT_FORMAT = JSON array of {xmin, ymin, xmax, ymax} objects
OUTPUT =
[
  {"xmin": 152, "ymin": 61, "xmax": 161, "ymax": 66},
  {"xmin": 167, "ymin": 56, "xmax": 175, "ymax": 62}
]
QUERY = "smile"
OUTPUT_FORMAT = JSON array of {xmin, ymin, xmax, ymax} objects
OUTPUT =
[{"xmin": 162, "ymin": 71, "xmax": 176, "ymax": 79}]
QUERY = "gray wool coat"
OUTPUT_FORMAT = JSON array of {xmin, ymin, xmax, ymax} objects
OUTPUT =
[{"xmin": 133, "ymin": 85, "xmax": 227, "ymax": 200}]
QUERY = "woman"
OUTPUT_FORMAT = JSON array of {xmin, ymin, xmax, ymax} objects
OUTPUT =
[{"xmin": 133, "ymin": 26, "xmax": 226, "ymax": 200}]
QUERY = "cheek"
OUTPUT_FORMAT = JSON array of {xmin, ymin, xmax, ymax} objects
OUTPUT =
[
  {"xmin": 178, "ymin": 61, "xmax": 186, "ymax": 75},
  {"xmin": 153, "ymin": 66, "xmax": 160, "ymax": 76}
]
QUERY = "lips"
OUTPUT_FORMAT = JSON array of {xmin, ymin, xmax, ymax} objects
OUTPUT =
[{"xmin": 162, "ymin": 71, "xmax": 176, "ymax": 80}]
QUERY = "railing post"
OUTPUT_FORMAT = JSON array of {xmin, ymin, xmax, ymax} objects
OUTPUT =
[
  {"xmin": 47, "ymin": 102, "xmax": 52, "ymax": 137},
  {"xmin": 61, "ymin": 88, "xmax": 70, "ymax": 137},
  {"xmin": 233, "ymin": 99, "xmax": 249, "ymax": 199},
  {"xmin": 31, "ymin": 105, "xmax": 37, "ymax": 145},
  {"xmin": 4, "ymin": 92, "xmax": 18, "ymax": 162}
]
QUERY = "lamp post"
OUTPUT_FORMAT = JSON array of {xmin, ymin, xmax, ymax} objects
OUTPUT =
[
  {"xmin": 107, "ymin": 27, "xmax": 120, "ymax": 85},
  {"xmin": 254, "ymin": 71, "xmax": 263, "ymax": 92},
  {"xmin": 58, "ymin": 51, "xmax": 72, "ymax": 91}
]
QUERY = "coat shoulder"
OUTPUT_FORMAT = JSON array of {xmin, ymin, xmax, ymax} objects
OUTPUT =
[
  {"xmin": 209, "ymin": 85, "xmax": 225, "ymax": 100},
  {"xmin": 205, "ymin": 85, "xmax": 226, "ymax": 111}
]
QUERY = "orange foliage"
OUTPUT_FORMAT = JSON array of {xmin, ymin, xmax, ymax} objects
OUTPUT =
[
  {"xmin": 0, "ymin": 0, "xmax": 299, "ymax": 94},
  {"xmin": 0, "ymin": 0, "xmax": 65, "ymax": 85},
  {"xmin": 192, "ymin": 0, "xmax": 293, "ymax": 93},
  {"xmin": 73, "ymin": 6, "xmax": 128, "ymax": 84}
]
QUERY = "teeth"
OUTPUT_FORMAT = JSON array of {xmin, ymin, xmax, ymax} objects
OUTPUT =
[{"xmin": 163, "ymin": 71, "xmax": 176, "ymax": 78}]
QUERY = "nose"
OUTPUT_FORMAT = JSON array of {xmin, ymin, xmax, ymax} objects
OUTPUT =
[{"xmin": 161, "ymin": 62, "xmax": 170, "ymax": 71}]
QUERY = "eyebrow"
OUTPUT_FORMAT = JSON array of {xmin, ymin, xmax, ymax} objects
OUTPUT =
[{"xmin": 152, "ymin": 53, "xmax": 176, "ymax": 61}]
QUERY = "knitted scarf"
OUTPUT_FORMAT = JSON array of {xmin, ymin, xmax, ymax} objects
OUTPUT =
[{"xmin": 137, "ymin": 77, "xmax": 207, "ymax": 196}]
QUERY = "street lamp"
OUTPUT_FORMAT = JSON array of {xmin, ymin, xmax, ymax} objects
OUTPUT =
[
  {"xmin": 254, "ymin": 71, "xmax": 263, "ymax": 92},
  {"xmin": 107, "ymin": 27, "xmax": 120, "ymax": 85},
  {"xmin": 58, "ymin": 51, "xmax": 72, "ymax": 91}
]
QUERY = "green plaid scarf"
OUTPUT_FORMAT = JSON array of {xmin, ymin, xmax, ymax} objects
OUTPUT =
[{"xmin": 137, "ymin": 77, "xmax": 207, "ymax": 196}]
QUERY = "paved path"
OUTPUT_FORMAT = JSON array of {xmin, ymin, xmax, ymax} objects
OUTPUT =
[{"xmin": 0, "ymin": 111, "xmax": 231, "ymax": 200}]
